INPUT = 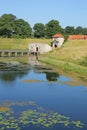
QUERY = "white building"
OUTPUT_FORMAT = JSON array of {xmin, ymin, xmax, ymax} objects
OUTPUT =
[
  {"xmin": 29, "ymin": 43, "xmax": 52, "ymax": 54},
  {"xmin": 52, "ymin": 34, "xmax": 64, "ymax": 48}
]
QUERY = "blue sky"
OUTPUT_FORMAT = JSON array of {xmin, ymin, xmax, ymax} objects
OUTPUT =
[{"xmin": 0, "ymin": 0, "xmax": 87, "ymax": 28}]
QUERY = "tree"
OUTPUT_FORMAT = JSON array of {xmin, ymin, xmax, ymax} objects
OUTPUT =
[
  {"xmin": 0, "ymin": 14, "xmax": 32, "ymax": 38},
  {"xmin": 82, "ymin": 28, "xmax": 87, "ymax": 35},
  {"xmin": 33, "ymin": 23, "xmax": 45, "ymax": 38},
  {"xmin": 13, "ymin": 19, "xmax": 32, "ymax": 38},
  {"xmin": 45, "ymin": 20, "xmax": 62, "ymax": 38},
  {"xmin": 75, "ymin": 26, "xmax": 83, "ymax": 34},
  {"xmin": 0, "ymin": 14, "xmax": 16, "ymax": 37},
  {"xmin": 64, "ymin": 26, "xmax": 75, "ymax": 35}
]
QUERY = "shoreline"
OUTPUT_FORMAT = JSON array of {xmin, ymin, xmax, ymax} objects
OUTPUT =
[{"xmin": 39, "ymin": 55, "xmax": 87, "ymax": 78}]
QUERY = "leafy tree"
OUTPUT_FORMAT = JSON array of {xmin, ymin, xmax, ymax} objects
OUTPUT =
[
  {"xmin": 33, "ymin": 23, "xmax": 45, "ymax": 38},
  {"xmin": 13, "ymin": 19, "xmax": 32, "ymax": 38},
  {"xmin": 75, "ymin": 26, "xmax": 83, "ymax": 34},
  {"xmin": 0, "ymin": 14, "xmax": 32, "ymax": 38},
  {"xmin": 82, "ymin": 28, "xmax": 87, "ymax": 35},
  {"xmin": 63, "ymin": 34, "xmax": 68, "ymax": 42},
  {"xmin": 64, "ymin": 26, "xmax": 75, "ymax": 35},
  {"xmin": 0, "ymin": 14, "xmax": 16, "ymax": 37},
  {"xmin": 45, "ymin": 20, "xmax": 62, "ymax": 38}
]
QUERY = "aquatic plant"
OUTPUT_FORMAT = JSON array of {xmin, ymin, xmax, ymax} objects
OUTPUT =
[{"xmin": 0, "ymin": 101, "xmax": 84, "ymax": 129}]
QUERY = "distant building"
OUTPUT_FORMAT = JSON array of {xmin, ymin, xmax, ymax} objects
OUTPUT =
[
  {"xmin": 52, "ymin": 34, "xmax": 64, "ymax": 48},
  {"xmin": 29, "ymin": 43, "xmax": 52, "ymax": 54},
  {"xmin": 68, "ymin": 35, "xmax": 87, "ymax": 40}
]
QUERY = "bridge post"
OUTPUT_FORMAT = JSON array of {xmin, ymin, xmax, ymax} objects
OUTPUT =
[
  {"xmin": 15, "ymin": 52, "xmax": 17, "ymax": 57},
  {"xmin": 8, "ymin": 52, "xmax": 11, "ymax": 56},
  {"xmin": 2, "ymin": 52, "xmax": 4, "ymax": 57}
]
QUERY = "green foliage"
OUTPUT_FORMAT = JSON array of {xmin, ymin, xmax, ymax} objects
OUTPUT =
[
  {"xmin": 0, "ymin": 14, "xmax": 32, "ymax": 38},
  {"xmin": 82, "ymin": 27, "xmax": 87, "ymax": 35},
  {"xmin": 64, "ymin": 26, "xmax": 75, "ymax": 35},
  {"xmin": 0, "ymin": 13, "xmax": 87, "ymax": 39},
  {"xmin": 14, "ymin": 19, "xmax": 32, "ymax": 38},
  {"xmin": 0, "ymin": 14, "xmax": 16, "ymax": 38},
  {"xmin": 33, "ymin": 23, "xmax": 45, "ymax": 38},
  {"xmin": 45, "ymin": 19, "xmax": 62, "ymax": 38},
  {"xmin": 75, "ymin": 26, "xmax": 83, "ymax": 34},
  {"xmin": 64, "ymin": 26, "xmax": 87, "ymax": 35},
  {"xmin": 63, "ymin": 34, "xmax": 69, "ymax": 42}
]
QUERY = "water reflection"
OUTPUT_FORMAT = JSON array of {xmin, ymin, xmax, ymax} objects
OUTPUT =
[
  {"xmin": 33, "ymin": 66, "xmax": 60, "ymax": 81},
  {"xmin": 45, "ymin": 72, "xmax": 59, "ymax": 81},
  {"xmin": 0, "ymin": 63, "xmax": 87, "ymax": 130},
  {"xmin": 0, "ymin": 71, "xmax": 29, "ymax": 82},
  {"xmin": 0, "ymin": 64, "xmax": 87, "ymax": 87},
  {"xmin": 0, "ymin": 65, "xmax": 60, "ymax": 82}
]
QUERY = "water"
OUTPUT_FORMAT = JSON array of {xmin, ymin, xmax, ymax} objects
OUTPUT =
[{"xmin": 0, "ymin": 64, "xmax": 87, "ymax": 130}]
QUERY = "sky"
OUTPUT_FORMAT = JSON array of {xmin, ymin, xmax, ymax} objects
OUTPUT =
[{"xmin": 0, "ymin": 0, "xmax": 87, "ymax": 28}]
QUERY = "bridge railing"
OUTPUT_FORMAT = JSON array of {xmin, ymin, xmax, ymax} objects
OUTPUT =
[{"xmin": 0, "ymin": 50, "xmax": 29, "ymax": 57}]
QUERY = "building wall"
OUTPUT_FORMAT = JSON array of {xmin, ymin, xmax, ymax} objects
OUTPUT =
[
  {"xmin": 29, "ymin": 43, "xmax": 52, "ymax": 54},
  {"xmin": 52, "ymin": 37, "xmax": 64, "ymax": 48}
]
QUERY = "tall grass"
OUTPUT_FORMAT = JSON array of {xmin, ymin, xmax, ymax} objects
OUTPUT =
[
  {"xmin": 0, "ymin": 38, "xmax": 51, "ymax": 50},
  {"xmin": 39, "ymin": 56, "xmax": 87, "ymax": 76},
  {"xmin": 39, "ymin": 40, "xmax": 87, "ymax": 76}
]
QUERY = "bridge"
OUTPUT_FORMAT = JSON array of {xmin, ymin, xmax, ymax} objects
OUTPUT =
[{"xmin": 0, "ymin": 50, "xmax": 29, "ymax": 57}]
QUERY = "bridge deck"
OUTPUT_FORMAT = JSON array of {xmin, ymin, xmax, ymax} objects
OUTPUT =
[{"xmin": 0, "ymin": 50, "xmax": 29, "ymax": 57}]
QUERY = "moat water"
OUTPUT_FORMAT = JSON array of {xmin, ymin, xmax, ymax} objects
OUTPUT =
[{"xmin": 0, "ymin": 62, "xmax": 87, "ymax": 130}]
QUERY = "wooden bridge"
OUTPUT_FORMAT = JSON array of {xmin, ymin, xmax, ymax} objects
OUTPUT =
[{"xmin": 0, "ymin": 50, "xmax": 29, "ymax": 57}]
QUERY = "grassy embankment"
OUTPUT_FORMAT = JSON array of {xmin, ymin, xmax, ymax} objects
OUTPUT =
[
  {"xmin": 0, "ymin": 38, "xmax": 87, "ymax": 77},
  {"xmin": 0, "ymin": 38, "xmax": 51, "ymax": 50},
  {"xmin": 39, "ymin": 40, "xmax": 87, "ymax": 77},
  {"xmin": 0, "ymin": 38, "xmax": 51, "ymax": 63}
]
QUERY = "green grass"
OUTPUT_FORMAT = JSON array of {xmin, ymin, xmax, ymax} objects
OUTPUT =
[
  {"xmin": 0, "ymin": 38, "xmax": 51, "ymax": 50},
  {"xmin": 0, "ymin": 38, "xmax": 87, "ymax": 76},
  {"xmin": 47, "ymin": 40, "xmax": 87, "ymax": 63},
  {"xmin": 39, "ymin": 56, "xmax": 87, "ymax": 75},
  {"xmin": 39, "ymin": 40, "xmax": 87, "ymax": 76}
]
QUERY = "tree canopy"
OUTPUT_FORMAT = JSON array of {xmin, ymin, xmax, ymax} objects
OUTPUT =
[
  {"xmin": 0, "ymin": 14, "xmax": 32, "ymax": 38},
  {"xmin": 64, "ymin": 26, "xmax": 75, "ymax": 35},
  {"xmin": 45, "ymin": 20, "xmax": 62, "ymax": 38},
  {"xmin": 13, "ymin": 19, "xmax": 32, "ymax": 38},
  {"xmin": 33, "ymin": 23, "xmax": 45, "ymax": 38},
  {"xmin": 0, "ymin": 13, "xmax": 87, "ymax": 39}
]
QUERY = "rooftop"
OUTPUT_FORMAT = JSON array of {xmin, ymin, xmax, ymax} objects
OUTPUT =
[{"xmin": 52, "ymin": 34, "xmax": 64, "ymax": 38}]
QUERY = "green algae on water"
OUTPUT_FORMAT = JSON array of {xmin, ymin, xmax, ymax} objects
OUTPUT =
[{"xmin": 0, "ymin": 101, "xmax": 84, "ymax": 129}]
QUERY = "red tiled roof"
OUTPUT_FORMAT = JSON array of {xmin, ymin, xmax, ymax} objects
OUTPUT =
[
  {"xmin": 52, "ymin": 34, "xmax": 64, "ymax": 38},
  {"xmin": 68, "ymin": 35, "xmax": 87, "ymax": 40},
  {"xmin": 84, "ymin": 35, "xmax": 87, "ymax": 39}
]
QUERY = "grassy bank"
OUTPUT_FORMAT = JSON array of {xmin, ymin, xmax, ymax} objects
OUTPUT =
[
  {"xmin": 39, "ymin": 56, "xmax": 87, "ymax": 76},
  {"xmin": 0, "ymin": 37, "xmax": 51, "ymax": 63},
  {"xmin": 0, "ymin": 38, "xmax": 87, "ymax": 76},
  {"xmin": 39, "ymin": 40, "xmax": 87, "ymax": 76},
  {"xmin": 46, "ymin": 40, "xmax": 87, "ymax": 64},
  {"xmin": 0, "ymin": 38, "xmax": 51, "ymax": 50}
]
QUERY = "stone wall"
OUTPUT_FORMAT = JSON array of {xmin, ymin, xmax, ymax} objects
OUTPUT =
[
  {"xmin": 29, "ymin": 43, "xmax": 52, "ymax": 54},
  {"xmin": 52, "ymin": 37, "xmax": 64, "ymax": 48}
]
